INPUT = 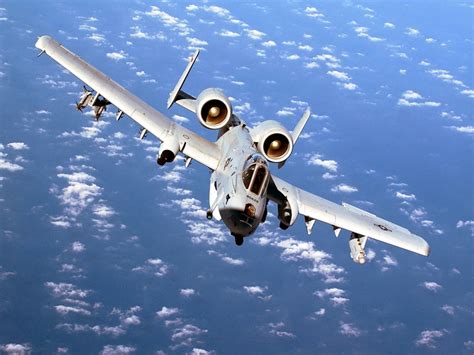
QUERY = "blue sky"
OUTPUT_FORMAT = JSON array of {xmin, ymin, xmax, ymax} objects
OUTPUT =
[{"xmin": 0, "ymin": 1, "xmax": 473, "ymax": 354}]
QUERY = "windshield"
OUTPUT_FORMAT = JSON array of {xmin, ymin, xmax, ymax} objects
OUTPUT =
[{"xmin": 242, "ymin": 155, "xmax": 269, "ymax": 196}]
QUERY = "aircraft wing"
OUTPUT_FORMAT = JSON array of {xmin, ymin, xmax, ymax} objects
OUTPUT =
[
  {"xmin": 268, "ymin": 175, "xmax": 430, "ymax": 256},
  {"xmin": 35, "ymin": 35, "xmax": 221, "ymax": 170}
]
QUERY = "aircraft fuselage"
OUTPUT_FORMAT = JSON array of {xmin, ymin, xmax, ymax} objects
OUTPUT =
[{"xmin": 210, "ymin": 125, "xmax": 269, "ymax": 244}]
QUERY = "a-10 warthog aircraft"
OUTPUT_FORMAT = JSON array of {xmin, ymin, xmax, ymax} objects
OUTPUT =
[{"xmin": 36, "ymin": 35, "xmax": 430, "ymax": 264}]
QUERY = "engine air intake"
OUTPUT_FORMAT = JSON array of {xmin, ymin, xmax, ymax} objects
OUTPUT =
[
  {"xmin": 201, "ymin": 99, "xmax": 229, "ymax": 126},
  {"xmin": 263, "ymin": 133, "xmax": 291, "ymax": 160},
  {"xmin": 196, "ymin": 88, "xmax": 232, "ymax": 130}
]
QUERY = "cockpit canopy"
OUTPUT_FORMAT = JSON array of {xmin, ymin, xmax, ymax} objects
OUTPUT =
[{"xmin": 242, "ymin": 154, "xmax": 269, "ymax": 196}]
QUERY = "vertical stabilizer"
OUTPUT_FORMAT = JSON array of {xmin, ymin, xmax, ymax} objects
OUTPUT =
[
  {"xmin": 291, "ymin": 108, "xmax": 311, "ymax": 143},
  {"xmin": 167, "ymin": 49, "xmax": 200, "ymax": 109}
]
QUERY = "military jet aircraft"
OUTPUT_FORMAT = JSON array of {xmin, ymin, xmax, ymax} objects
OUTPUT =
[{"xmin": 35, "ymin": 35, "xmax": 430, "ymax": 264}]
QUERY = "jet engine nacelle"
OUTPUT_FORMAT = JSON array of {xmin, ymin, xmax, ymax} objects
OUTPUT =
[
  {"xmin": 250, "ymin": 121, "xmax": 293, "ymax": 163},
  {"xmin": 196, "ymin": 88, "xmax": 232, "ymax": 130},
  {"xmin": 157, "ymin": 137, "xmax": 180, "ymax": 166},
  {"xmin": 349, "ymin": 232, "xmax": 368, "ymax": 264}
]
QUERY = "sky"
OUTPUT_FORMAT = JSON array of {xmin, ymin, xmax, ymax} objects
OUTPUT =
[{"xmin": 0, "ymin": 1, "xmax": 473, "ymax": 354}]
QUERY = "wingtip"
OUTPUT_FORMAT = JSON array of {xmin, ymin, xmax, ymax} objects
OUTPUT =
[
  {"xmin": 35, "ymin": 35, "xmax": 54, "ymax": 50},
  {"xmin": 424, "ymin": 243, "xmax": 431, "ymax": 257},
  {"xmin": 416, "ymin": 237, "xmax": 431, "ymax": 257}
]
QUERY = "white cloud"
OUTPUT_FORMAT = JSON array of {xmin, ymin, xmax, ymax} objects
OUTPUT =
[
  {"xmin": 315, "ymin": 288, "xmax": 345, "ymax": 298},
  {"xmin": 243, "ymin": 285, "xmax": 266, "ymax": 295},
  {"xmin": 382, "ymin": 254, "xmax": 398, "ymax": 268},
  {"xmin": 100, "ymin": 345, "xmax": 136, "ymax": 355},
  {"xmin": 180, "ymin": 288, "xmax": 196, "ymax": 297},
  {"xmin": 456, "ymin": 220, "xmax": 474, "ymax": 228},
  {"xmin": 221, "ymin": 255, "xmax": 245, "ymax": 266},
  {"xmin": 422, "ymin": 281, "xmax": 442, "ymax": 292},
  {"xmin": 156, "ymin": 306, "xmax": 179, "ymax": 318},
  {"xmin": 189, "ymin": 348, "xmax": 212, "ymax": 355},
  {"xmin": 446, "ymin": 126, "xmax": 474, "ymax": 134},
  {"xmin": 428, "ymin": 69, "xmax": 466, "ymax": 87},
  {"xmin": 268, "ymin": 322, "xmax": 295, "ymax": 338},
  {"xmin": 441, "ymin": 304, "xmax": 455, "ymax": 315},
  {"xmin": 106, "ymin": 51, "xmax": 127, "ymax": 61},
  {"xmin": 395, "ymin": 192, "xmax": 416, "ymax": 201},
  {"xmin": 285, "ymin": 54, "xmax": 300, "ymax": 60},
  {"xmin": 129, "ymin": 26, "xmax": 166, "ymax": 41},
  {"xmin": 313, "ymin": 308, "xmax": 325, "ymax": 317},
  {"xmin": 397, "ymin": 90, "xmax": 441, "ymax": 107},
  {"xmin": 0, "ymin": 344, "xmax": 32, "ymax": 354},
  {"xmin": 245, "ymin": 29, "xmax": 265, "ymax": 40},
  {"xmin": 405, "ymin": 27, "xmax": 420, "ymax": 37},
  {"xmin": 79, "ymin": 24, "xmax": 97, "ymax": 31},
  {"xmin": 307, "ymin": 155, "xmax": 338, "ymax": 172},
  {"xmin": 186, "ymin": 4, "xmax": 199, "ymax": 12},
  {"xmin": 205, "ymin": 5, "xmax": 231, "ymax": 17},
  {"xmin": 186, "ymin": 37, "xmax": 208, "ymax": 47},
  {"xmin": 170, "ymin": 198, "xmax": 227, "ymax": 245},
  {"xmin": 366, "ymin": 249, "xmax": 376, "ymax": 261},
  {"xmin": 342, "ymin": 83, "xmax": 358, "ymax": 90},
  {"xmin": 354, "ymin": 26, "xmax": 385, "ymax": 42},
  {"xmin": 132, "ymin": 258, "xmax": 169, "ymax": 277},
  {"xmin": 305, "ymin": 62, "xmax": 319, "ymax": 69},
  {"xmin": 71, "ymin": 324, "xmax": 124, "ymax": 337},
  {"xmin": 0, "ymin": 158, "xmax": 23, "ymax": 172},
  {"xmin": 55, "ymin": 171, "xmax": 101, "ymax": 217},
  {"xmin": 402, "ymin": 90, "xmax": 422, "ymax": 100},
  {"xmin": 339, "ymin": 322, "xmax": 362, "ymax": 337},
  {"xmin": 92, "ymin": 204, "xmax": 115, "ymax": 218},
  {"xmin": 171, "ymin": 323, "xmax": 208, "ymax": 343},
  {"xmin": 35, "ymin": 110, "xmax": 51, "ymax": 115},
  {"xmin": 327, "ymin": 70, "xmax": 350, "ymax": 81},
  {"xmin": 55, "ymin": 305, "xmax": 91, "ymax": 316},
  {"xmin": 315, "ymin": 53, "xmax": 339, "ymax": 63},
  {"xmin": 298, "ymin": 44, "xmax": 313, "ymax": 51},
  {"xmin": 331, "ymin": 184, "xmax": 358, "ymax": 193},
  {"xmin": 440, "ymin": 111, "xmax": 462, "ymax": 120},
  {"xmin": 384, "ymin": 22, "xmax": 395, "ymax": 28},
  {"xmin": 165, "ymin": 186, "xmax": 192, "ymax": 196},
  {"xmin": 218, "ymin": 30, "xmax": 240, "ymax": 37},
  {"xmin": 262, "ymin": 40, "xmax": 276, "ymax": 47},
  {"xmin": 7, "ymin": 142, "xmax": 29, "ymax": 150},
  {"xmin": 152, "ymin": 169, "xmax": 183, "ymax": 183},
  {"xmin": 461, "ymin": 89, "xmax": 474, "ymax": 98},
  {"xmin": 45, "ymin": 282, "xmax": 89, "ymax": 299},
  {"xmin": 122, "ymin": 315, "xmax": 140, "ymax": 326},
  {"xmin": 315, "ymin": 288, "xmax": 349, "ymax": 307},
  {"xmin": 395, "ymin": 52, "xmax": 409, "ymax": 59},
  {"xmin": 50, "ymin": 215, "xmax": 71, "ymax": 228},
  {"xmin": 145, "ymin": 6, "xmax": 192, "ymax": 36},
  {"xmin": 415, "ymin": 329, "xmax": 446, "ymax": 348},
  {"xmin": 304, "ymin": 6, "xmax": 324, "ymax": 18},
  {"xmin": 276, "ymin": 109, "xmax": 295, "ymax": 117},
  {"xmin": 273, "ymin": 237, "xmax": 344, "ymax": 283},
  {"xmin": 72, "ymin": 241, "xmax": 85, "ymax": 252},
  {"xmin": 87, "ymin": 33, "xmax": 106, "ymax": 43},
  {"xmin": 322, "ymin": 172, "xmax": 337, "ymax": 180}
]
